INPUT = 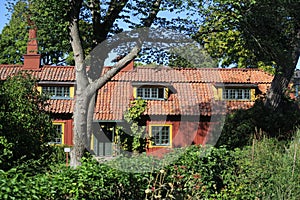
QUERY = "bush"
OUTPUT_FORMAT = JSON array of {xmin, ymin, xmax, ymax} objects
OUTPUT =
[
  {"xmin": 217, "ymin": 98, "xmax": 300, "ymax": 149},
  {"xmin": 1, "ymin": 133, "xmax": 300, "ymax": 199},
  {"xmin": 0, "ymin": 73, "xmax": 55, "ymax": 170}
]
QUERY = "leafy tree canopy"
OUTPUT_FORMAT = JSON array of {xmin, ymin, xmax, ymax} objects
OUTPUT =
[
  {"xmin": 197, "ymin": 0, "xmax": 300, "ymax": 109},
  {"xmin": 1, "ymin": 0, "xmax": 205, "ymax": 66},
  {"xmin": 198, "ymin": 0, "xmax": 300, "ymax": 72}
]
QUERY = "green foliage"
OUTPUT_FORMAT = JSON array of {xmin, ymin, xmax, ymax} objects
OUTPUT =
[
  {"xmin": 144, "ymin": 145, "xmax": 237, "ymax": 199},
  {"xmin": 217, "ymin": 98, "xmax": 300, "ymax": 149},
  {"xmin": 0, "ymin": 73, "xmax": 55, "ymax": 170},
  {"xmin": 198, "ymin": 0, "xmax": 300, "ymax": 70},
  {"xmin": 0, "ymin": 1, "xmax": 27, "ymax": 64},
  {"xmin": 117, "ymin": 98, "xmax": 147, "ymax": 153},
  {"xmin": 2, "ymin": 0, "xmax": 203, "ymax": 66},
  {"xmin": 168, "ymin": 45, "xmax": 218, "ymax": 68},
  {"xmin": 219, "ymin": 136, "xmax": 300, "ymax": 199},
  {"xmin": 0, "ymin": 0, "xmax": 72, "ymax": 65},
  {"xmin": 0, "ymin": 137, "xmax": 13, "ymax": 165},
  {"xmin": 0, "ymin": 134, "xmax": 300, "ymax": 199}
]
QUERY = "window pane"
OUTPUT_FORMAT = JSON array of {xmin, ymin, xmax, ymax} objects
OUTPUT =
[
  {"xmin": 53, "ymin": 124, "xmax": 62, "ymax": 144},
  {"xmin": 230, "ymin": 89, "xmax": 235, "ymax": 99},
  {"xmin": 137, "ymin": 88, "xmax": 143, "ymax": 97},
  {"xmin": 151, "ymin": 88, "xmax": 158, "ymax": 98},
  {"xmin": 237, "ymin": 89, "xmax": 243, "ymax": 99},
  {"xmin": 136, "ymin": 87, "xmax": 166, "ymax": 100},
  {"xmin": 244, "ymin": 89, "xmax": 250, "ymax": 99},
  {"xmin": 56, "ymin": 87, "xmax": 63, "ymax": 96},
  {"xmin": 42, "ymin": 86, "xmax": 70, "ymax": 98},
  {"xmin": 152, "ymin": 126, "xmax": 161, "ymax": 145},
  {"xmin": 63, "ymin": 87, "xmax": 70, "ymax": 97},
  {"xmin": 223, "ymin": 88, "xmax": 250, "ymax": 100},
  {"xmin": 144, "ymin": 88, "xmax": 151, "ymax": 98},
  {"xmin": 151, "ymin": 126, "xmax": 170, "ymax": 146}
]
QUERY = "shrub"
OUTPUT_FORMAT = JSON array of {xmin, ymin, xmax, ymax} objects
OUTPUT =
[
  {"xmin": 1, "ymin": 133, "xmax": 300, "ymax": 199},
  {"xmin": 217, "ymin": 98, "xmax": 300, "ymax": 149},
  {"xmin": 0, "ymin": 73, "xmax": 55, "ymax": 170}
]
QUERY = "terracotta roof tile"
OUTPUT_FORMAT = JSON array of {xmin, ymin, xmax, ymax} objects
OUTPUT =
[
  {"xmin": 0, "ymin": 65, "xmax": 22, "ymax": 80},
  {"xmin": 109, "ymin": 67, "xmax": 273, "ymax": 83},
  {"xmin": 0, "ymin": 65, "xmax": 273, "ymax": 118},
  {"xmin": 0, "ymin": 65, "xmax": 75, "ymax": 81},
  {"xmin": 46, "ymin": 99, "xmax": 74, "ymax": 114},
  {"xmin": 95, "ymin": 67, "xmax": 273, "ymax": 120},
  {"xmin": 39, "ymin": 66, "xmax": 75, "ymax": 81}
]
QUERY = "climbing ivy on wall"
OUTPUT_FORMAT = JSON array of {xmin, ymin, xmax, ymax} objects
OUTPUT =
[{"xmin": 117, "ymin": 98, "xmax": 147, "ymax": 153}]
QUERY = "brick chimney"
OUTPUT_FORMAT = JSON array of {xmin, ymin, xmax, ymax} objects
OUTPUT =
[
  {"xmin": 23, "ymin": 27, "xmax": 41, "ymax": 70},
  {"xmin": 112, "ymin": 55, "xmax": 134, "ymax": 72},
  {"xmin": 121, "ymin": 60, "xmax": 134, "ymax": 72}
]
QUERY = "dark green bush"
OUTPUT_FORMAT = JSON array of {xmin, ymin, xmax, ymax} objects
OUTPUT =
[
  {"xmin": 217, "ymin": 98, "xmax": 300, "ymax": 149},
  {"xmin": 0, "ymin": 73, "xmax": 56, "ymax": 170}
]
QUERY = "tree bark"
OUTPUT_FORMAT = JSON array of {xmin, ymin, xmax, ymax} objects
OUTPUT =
[
  {"xmin": 69, "ymin": 0, "xmax": 162, "ymax": 167},
  {"xmin": 264, "ymin": 26, "xmax": 300, "ymax": 110},
  {"xmin": 69, "ymin": 0, "xmax": 89, "ymax": 167}
]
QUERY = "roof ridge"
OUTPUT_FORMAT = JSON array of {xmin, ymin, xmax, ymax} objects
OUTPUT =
[
  {"xmin": 133, "ymin": 66, "xmax": 267, "ymax": 71},
  {"xmin": 43, "ymin": 65, "xmax": 75, "ymax": 68},
  {"xmin": 0, "ymin": 64, "xmax": 23, "ymax": 67}
]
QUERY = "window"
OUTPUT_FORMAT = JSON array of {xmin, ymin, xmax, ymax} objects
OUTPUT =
[
  {"xmin": 150, "ymin": 125, "xmax": 172, "ymax": 147},
  {"xmin": 52, "ymin": 122, "xmax": 64, "ymax": 144},
  {"xmin": 42, "ymin": 86, "xmax": 70, "ymax": 99},
  {"xmin": 136, "ymin": 87, "xmax": 166, "ymax": 100},
  {"xmin": 223, "ymin": 88, "xmax": 250, "ymax": 100}
]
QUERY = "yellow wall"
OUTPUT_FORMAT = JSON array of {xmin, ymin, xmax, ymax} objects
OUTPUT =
[
  {"xmin": 37, "ymin": 86, "xmax": 42, "ymax": 94},
  {"xmin": 213, "ymin": 87, "xmax": 223, "ymax": 100},
  {"xmin": 250, "ymin": 88, "xmax": 256, "ymax": 101}
]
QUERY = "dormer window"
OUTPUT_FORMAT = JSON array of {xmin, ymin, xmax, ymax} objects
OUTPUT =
[
  {"xmin": 42, "ymin": 86, "xmax": 70, "ymax": 99},
  {"xmin": 137, "ymin": 87, "xmax": 166, "ymax": 100},
  {"xmin": 223, "ymin": 88, "xmax": 250, "ymax": 100},
  {"xmin": 213, "ymin": 83, "xmax": 256, "ymax": 101},
  {"xmin": 132, "ymin": 82, "xmax": 172, "ymax": 100}
]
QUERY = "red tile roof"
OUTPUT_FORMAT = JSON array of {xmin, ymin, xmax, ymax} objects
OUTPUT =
[
  {"xmin": 0, "ymin": 65, "xmax": 75, "ymax": 81},
  {"xmin": 0, "ymin": 65, "xmax": 75, "ymax": 114},
  {"xmin": 110, "ymin": 67, "xmax": 272, "ymax": 83},
  {"xmin": 0, "ymin": 65, "xmax": 273, "ymax": 118},
  {"xmin": 46, "ymin": 99, "xmax": 74, "ymax": 114},
  {"xmin": 94, "ymin": 67, "xmax": 273, "ymax": 120}
]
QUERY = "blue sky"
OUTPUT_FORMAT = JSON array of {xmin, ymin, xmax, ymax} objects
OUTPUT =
[
  {"xmin": 0, "ymin": 0, "xmax": 9, "ymax": 32},
  {"xmin": 0, "ymin": 0, "xmax": 299, "ymax": 69}
]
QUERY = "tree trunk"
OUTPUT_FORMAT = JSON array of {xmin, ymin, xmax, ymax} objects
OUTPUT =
[
  {"xmin": 70, "ymin": 92, "xmax": 88, "ymax": 167},
  {"xmin": 264, "ymin": 54, "xmax": 299, "ymax": 110},
  {"xmin": 69, "ymin": 0, "xmax": 88, "ymax": 167},
  {"xmin": 264, "ymin": 71, "xmax": 292, "ymax": 109},
  {"xmin": 86, "ymin": 93, "xmax": 96, "ymax": 150},
  {"xmin": 68, "ymin": 0, "xmax": 162, "ymax": 167}
]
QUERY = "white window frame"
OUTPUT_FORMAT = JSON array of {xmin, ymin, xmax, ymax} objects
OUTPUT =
[
  {"xmin": 149, "ymin": 125, "xmax": 172, "ymax": 147},
  {"xmin": 223, "ymin": 88, "xmax": 250, "ymax": 100},
  {"xmin": 42, "ymin": 86, "xmax": 70, "ymax": 99},
  {"xmin": 137, "ymin": 87, "xmax": 165, "ymax": 100}
]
